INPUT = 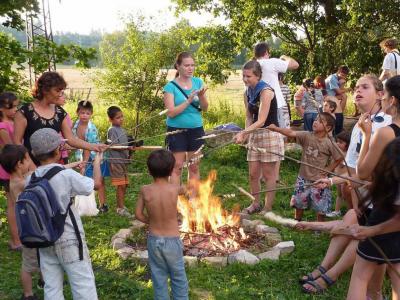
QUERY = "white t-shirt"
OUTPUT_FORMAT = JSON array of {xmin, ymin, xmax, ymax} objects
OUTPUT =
[
  {"xmin": 257, "ymin": 58, "xmax": 289, "ymax": 108},
  {"xmin": 382, "ymin": 51, "xmax": 400, "ymax": 75},
  {"xmin": 345, "ymin": 112, "xmax": 392, "ymax": 168}
]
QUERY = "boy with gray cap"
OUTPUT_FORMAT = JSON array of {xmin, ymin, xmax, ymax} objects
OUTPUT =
[{"xmin": 28, "ymin": 128, "xmax": 102, "ymax": 300}]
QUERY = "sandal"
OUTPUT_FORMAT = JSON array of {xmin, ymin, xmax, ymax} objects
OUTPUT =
[
  {"xmin": 242, "ymin": 203, "xmax": 262, "ymax": 215},
  {"xmin": 299, "ymin": 265, "xmax": 327, "ymax": 284},
  {"xmin": 302, "ymin": 273, "xmax": 336, "ymax": 295}
]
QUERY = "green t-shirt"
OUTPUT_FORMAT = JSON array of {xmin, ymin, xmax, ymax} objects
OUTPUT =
[{"xmin": 163, "ymin": 77, "xmax": 203, "ymax": 128}]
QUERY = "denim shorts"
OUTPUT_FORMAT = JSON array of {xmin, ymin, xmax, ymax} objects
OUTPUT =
[
  {"xmin": 147, "ymin": 234, "xmax": 188, "ymax": 300},
  {"xmin": 166, "ymin": 126, "xmax": 204, "ymax": 152}
]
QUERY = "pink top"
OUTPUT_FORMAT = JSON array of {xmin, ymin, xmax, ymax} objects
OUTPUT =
[
  {"xmin": 60, "ymin": 114, "xmax": 72, "ymax": 159},
  {"xmin": 0, "ymin": 121, "xmax": 14, "ymax": 180}
]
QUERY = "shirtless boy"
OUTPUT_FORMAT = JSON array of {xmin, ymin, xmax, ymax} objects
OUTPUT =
[{"xmin": 135, "ymin": 149, "xmax": 188, "ymax": 300}]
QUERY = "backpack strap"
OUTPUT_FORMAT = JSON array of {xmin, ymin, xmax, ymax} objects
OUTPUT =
[
  {"xmin": 170, "ymin": 81, "xmax": 202, "ymax": 112},
  {"xmin": 34, "ymin": 166, "xmax": 84, "ymax": 260},
  {"xmin": 68, "ymin": 203, "xmax": 84, "ymax": 261},
  {"xmin": 43, "ymin": 166, "xmax": 65, "ymax": 180},
  {"xmin": 31, "ymin": 166, "xmax": 65, "ymax": 182}
]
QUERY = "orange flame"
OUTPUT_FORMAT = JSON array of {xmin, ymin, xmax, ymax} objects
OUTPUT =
[{"xmin": 178, "ymin": 170, "xmax": 240, "ymax": 234}]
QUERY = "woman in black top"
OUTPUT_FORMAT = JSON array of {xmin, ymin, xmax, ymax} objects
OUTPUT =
[
  {"xmin": 234, "ymin": 60, "xmax": 284, "ymax": 214},
  {"xmin": 346, "ymin": 75, "xmax": 400, "ymax": 299},
  {"xmin": 13, "ymin": 72, "xmax": 105, "ymax": 165}
]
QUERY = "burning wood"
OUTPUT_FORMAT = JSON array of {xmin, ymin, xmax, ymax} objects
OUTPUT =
[{"xmin": 178, "ymin": 171, "xmax": 251, "ymax": 257}]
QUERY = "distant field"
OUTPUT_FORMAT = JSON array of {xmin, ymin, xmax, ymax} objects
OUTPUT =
[
  {"xmin": 44, "ymin": 66, "xmax": 246, "ymax": 114},
  {"xmin": 32, "ymin": 66, "xmax": 356, "ymax": 118}
]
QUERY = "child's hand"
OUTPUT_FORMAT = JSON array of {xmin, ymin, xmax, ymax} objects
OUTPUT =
[
  {"xmin": 313, "ymin": 178, "xmax": 331, "ymax": 189},
  {"xmin": 267, "ymin": 124, "xmax": 278, "ymax": 131},
  {"xmin": 358, "ymin": 113, "xmax": 372, "ymax": 136},
  {"xmin": 65, "ymin": 161, "xmax": 83, "ymax": 170}
]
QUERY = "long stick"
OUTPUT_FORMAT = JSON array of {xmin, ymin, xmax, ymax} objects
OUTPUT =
[
  {"xmin": 107, "ymin": 109, "xmax": 169, "ymax": 148},
  {"xmin": 138, "ymin": 129, "xmax": 187, "ymax": 142},
  {"xmin": 241, "ymin": 144, "xmax": 368, "ymax": 186},
  {"xmin": 220, "ymin": 183, "xmax": 315, "ymax": 199}
]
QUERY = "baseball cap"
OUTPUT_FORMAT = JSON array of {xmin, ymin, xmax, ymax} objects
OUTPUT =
[{"xmin": 30, "ymin": 128, "xmax": 66, "ymax": 156}]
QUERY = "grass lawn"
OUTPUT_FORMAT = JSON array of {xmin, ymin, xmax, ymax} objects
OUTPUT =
[
  {"xmin": 0, "ymin": 143, "xmax": 358, "ymax": 300},
  {"xmin": 0, "ymin": 68, "xmax": 376, "ymax": 299}
]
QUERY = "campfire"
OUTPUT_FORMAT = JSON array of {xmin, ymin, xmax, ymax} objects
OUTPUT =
[
  {"xmin": 178, "ymin": 171, "xmax": 251, "ymax": 257},
  {"xmin": 114, "ymin": 170, "xmax": 292, "ymax": 265}
]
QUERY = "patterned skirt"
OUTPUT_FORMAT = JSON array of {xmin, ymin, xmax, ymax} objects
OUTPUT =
[{"xmin": 246, "ymin": 129, "xmax": 284, "ymax": 163}]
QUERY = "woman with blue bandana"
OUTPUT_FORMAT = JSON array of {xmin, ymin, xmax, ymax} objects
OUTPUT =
[{"xmin": 234, "ymin": 60, "xmax": 284, "ymax": 214}]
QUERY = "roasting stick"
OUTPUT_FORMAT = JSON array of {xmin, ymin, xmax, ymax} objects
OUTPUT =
[
  {"xmin": 263, "ymin": 212, "xmax": 299, "ymax": 227},
  {"xmin": 221, "ymin": 183, "xmax": 316, "ymax": 200},
  {"xmin": 239, "ymin": 144, "xmax": 368, "ymax": 186},
  {"xmin": 108, "ymin": 145, "xmax": 163, "ymax": 150},
  {"xmin": 107, "ymin": 109, "xmax": 169, "ymax": 148},
  {"xmin": 229, "ymin": 185, "xmax": 299, "ymax": 227}
]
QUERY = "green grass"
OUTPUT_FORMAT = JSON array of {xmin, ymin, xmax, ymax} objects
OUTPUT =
[
  {"xmin": 0, "ymin": 89, "xmax": 383, "ymax": 299},
  {"xmin": 1, "ymin": 144, "xmax": 357, "ymax": 300}
]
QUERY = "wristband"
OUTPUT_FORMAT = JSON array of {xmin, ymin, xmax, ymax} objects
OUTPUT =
[{"xmin": 329, "ymin": 178, "xmax": 333, "ymax": 186}]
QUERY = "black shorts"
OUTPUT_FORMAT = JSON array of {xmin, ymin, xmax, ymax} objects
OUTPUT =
[
  {"xmin": 166, "ymin": 126, "xmax": 205, "ymax": 152},
  {"xmin": 0, "ymin": 178, "xmax": 10, "ymax": 193},
  {"xmin": 357, "ymin": 208, "xmax": 400, "ymax": 264}
]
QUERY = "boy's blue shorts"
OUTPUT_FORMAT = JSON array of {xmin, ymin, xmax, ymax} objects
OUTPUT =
[{"xmin": 84, "ymin": 158, "xmax": 110, "ymax": 178}]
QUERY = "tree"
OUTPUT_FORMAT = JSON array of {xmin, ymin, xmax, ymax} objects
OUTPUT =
[
  {"xmin": 0, "ymin": 0, "xmax": 97, "ymax": 95},
  {"xmin": 94, "ymin": 18, "xmax": 189, "ymax": 136},
  {"xmin": 173, "ymin": 0, "xmax": 400, "ymax": 82},
  {"xmin": 0, "ymin": 0, "xmax": 39, "ymax": 30}
]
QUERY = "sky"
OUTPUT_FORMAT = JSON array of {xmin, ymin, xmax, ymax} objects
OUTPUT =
[{"xmin": 48, "ymin": 0, "xmax": 225, "ymax": 34}]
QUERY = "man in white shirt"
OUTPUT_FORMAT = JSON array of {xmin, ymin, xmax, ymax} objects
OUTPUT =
[
  {"xmin": 254, "ymin": 42, "xmax": 299, "ymax": 128},
  {"xmin": 379, "ymin": 38, "xmax": 400, "ymax": 83}
]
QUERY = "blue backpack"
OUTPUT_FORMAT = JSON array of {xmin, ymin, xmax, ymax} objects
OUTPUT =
[{"xmin": 16, "ymin": 166, "xmax": 83, "ymax": 259}]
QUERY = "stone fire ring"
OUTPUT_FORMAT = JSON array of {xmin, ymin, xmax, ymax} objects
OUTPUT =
[{"xmin": 111, "ymin": 216, "xmax": 295, "ymax": 267}]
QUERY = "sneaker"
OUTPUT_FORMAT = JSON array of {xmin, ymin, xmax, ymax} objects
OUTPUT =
[
  {"xmin": 116, "ymin": 207, "xmax": 132, "ymax": 217},
  {"xmin": 21, "ymin": 295, "xmax": 38, "ymax": 300},
  {"xmin": 99, "ymin": 204, "xmax": 109, "ymax": 213},
  {"xmin": 37, "ymin": 278, "xmax": 45, "ymax": 289},
  {"xmin": 326, "ymin": 211, "xmax": 342, "ymax": 218}
]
